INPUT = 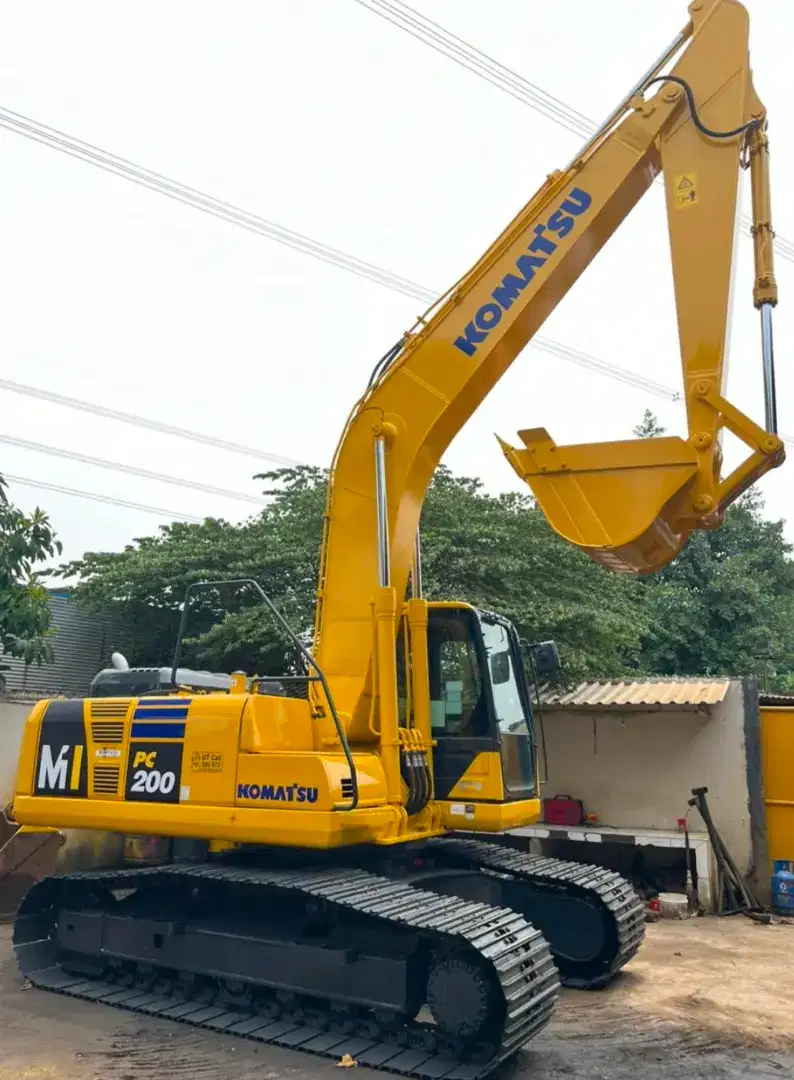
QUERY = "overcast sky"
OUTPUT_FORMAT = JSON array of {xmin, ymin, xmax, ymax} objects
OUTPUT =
[{"xmin": 0, "ymin": 0, "xmax": 792, "ymax": 569}]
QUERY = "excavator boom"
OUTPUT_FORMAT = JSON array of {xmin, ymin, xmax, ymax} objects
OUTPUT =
[{"xmin": 314, "ymin": 0, "xmax": 784, "ymax": 730}]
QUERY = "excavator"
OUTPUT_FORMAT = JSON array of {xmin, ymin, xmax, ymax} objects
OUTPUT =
[{"xmin": 5, "ymin": 1, "xmax": 785, "ymax": 1075}]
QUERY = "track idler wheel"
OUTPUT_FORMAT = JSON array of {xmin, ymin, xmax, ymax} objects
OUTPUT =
[{"xmin": 426, "ymin": 948, "xmax": 503, "ymax": 1044}]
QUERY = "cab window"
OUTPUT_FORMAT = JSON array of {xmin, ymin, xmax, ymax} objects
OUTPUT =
[{"xmin": 428, "ymin": 610, "xmax": 489, "ymax": 737}]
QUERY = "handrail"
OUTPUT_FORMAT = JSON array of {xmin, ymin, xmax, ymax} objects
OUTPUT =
[{"xmin": 170, "ymin": 578, "xmax": 359, "ymax": 811}]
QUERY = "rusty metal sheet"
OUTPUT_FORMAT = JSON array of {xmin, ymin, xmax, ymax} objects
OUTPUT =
[{"xmin": 0, "ymin": 812, "xmax": 64, "ymax": 921}]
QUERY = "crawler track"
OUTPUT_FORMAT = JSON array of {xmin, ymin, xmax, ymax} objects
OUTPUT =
[
  {"xmin": 426, "ymin": 838, "xmax": 646, "ymax": 988},
  {"xmin": 13, "ymin": 862, "xmax": 560, "ymax": 1079}
]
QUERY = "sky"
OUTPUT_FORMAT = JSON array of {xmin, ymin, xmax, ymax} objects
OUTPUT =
[{"xmin": 0, "ymin": 0, "xmax": 792, "ymax": 571}]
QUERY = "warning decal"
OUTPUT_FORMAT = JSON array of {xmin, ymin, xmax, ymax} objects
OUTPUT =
[{"xmin": 674, "ymin": 172, "xmax": 698, "ymax": 209}]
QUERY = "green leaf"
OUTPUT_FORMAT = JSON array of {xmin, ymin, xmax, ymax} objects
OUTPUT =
[{"xmin": 0, "ymin": 477, "xmax": 59, "ymax": 664}]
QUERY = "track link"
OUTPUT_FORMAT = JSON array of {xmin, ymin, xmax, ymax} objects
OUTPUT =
[
  {"xmin": 427, "ymin": 838, "xmax": 646, "ymax": 988},
  {"xmin": 14, "ymin": 862, "xmax": 559, "ymax": 1079}
]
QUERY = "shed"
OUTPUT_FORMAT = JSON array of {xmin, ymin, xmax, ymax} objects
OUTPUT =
[{"xmin": 509, "ymin": 676, "xmax": 767, "ymax": 910}]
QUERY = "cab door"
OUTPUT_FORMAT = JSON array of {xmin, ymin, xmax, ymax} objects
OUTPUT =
[
  {"xmin": 478, "ymin": 613, "xmax": 537, "ymax": 799},
  {"xmin": 427, "ymin": 607, "xmax": 496, "ymax": 800},
  {"xmin": 426, "ymin": 606, "xmax": 538, "ymax": 802}
]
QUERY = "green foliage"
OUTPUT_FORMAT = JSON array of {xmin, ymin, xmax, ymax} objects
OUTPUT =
[
  {"xmin": 420, "ymin": 468, "xmax": 647, "ymax": 682},
  {"xmin": 63, "ymin": 458, "xmax": 794, "ymax": 689},
  {"xmin": 64, "ymin": 465, "xmax": 647, "ymax": 682},
  {"xmin": 633, "ymin": 409, "xmax": 666, "ymax": 438},
  {"xmin": 63, "ymin": 465, "xmax": 326, "ymax": 675},
  {"xmin": 638, "ymin": 489, "xmax": 794, "ymax": 685},
  {"xmin": 0, "ymin": 476, "xmax": 62, "ymax": 664}
]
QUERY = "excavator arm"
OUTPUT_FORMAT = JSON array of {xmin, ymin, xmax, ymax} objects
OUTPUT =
[
  {"xmin": 499, "ymin": 12, "xmax": 783, "ymax": 574},
  {"xmin": 313, "ymin": 0, "xmax": 783, "ymax": 730}
]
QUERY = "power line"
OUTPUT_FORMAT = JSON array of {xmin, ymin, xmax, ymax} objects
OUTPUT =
[
  {"xmin": 0, "ymin": 105, "xmax": 741, "ymax": 402},
  {"xmin": 0, "ymin": 104, "xmax": 789, "ymax": 447},
  {"xmin": 4, "ymin": 473, "xmax": 206, "ymax": 523},
  {"xmin": 0, "ymin": 376, "xmax": 301, "ymax": 465},
  {"xmin": 532, "ymin": 338, "xmax": 794, "ymax": 446},
  {"xmin": 353, "ymin": 0, "xmax": 794, "ymax": 263},
  {"xmin": 0, "ymin": 432, "xmax": 269, "ymax": 505},
  {"xmin": 530, "ymin": 337, "xmax": 679, "ymax": 400},
  {"xmin": 354, "ymin": 0, "xmax": 594, "ymax": 138},
  {"xmin": 3, "ymin": 321, "xmax": 792, "ymax": 451},
  {"xmin": 0, "ymin": 48, "xmax": 783, "ymax": 521},
  {"xmin": 0, "ymin": 106, "xmax": 432, "ymax": 298}
]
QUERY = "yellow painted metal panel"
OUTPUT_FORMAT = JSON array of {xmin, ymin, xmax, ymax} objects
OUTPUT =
[{"xmin": 761, "ymin": 707, "xmax": 794, "ymax": 864}]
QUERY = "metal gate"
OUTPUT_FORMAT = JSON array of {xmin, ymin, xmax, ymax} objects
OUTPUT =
[{"xmin": 760, "ymin": 706, "xmax": 794, "ymax": 866}]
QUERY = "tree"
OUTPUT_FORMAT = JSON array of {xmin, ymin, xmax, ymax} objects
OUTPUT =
[
  {"xmin": 63, "ymin": 465, "xmax": 327, "ymax": 675},
  {"xmin": 419, "ymin": 467, "xmax": 648, "ymax": 682},
  {"xmin": 63, "ymin": 467, "xmax": 794, "ymax": 690},
  {"xmin": 65, "ymin": 465, "xmax": 648, "ymax": 683},
  {"xmin": 638, "ymin": 490, "xmax": 794, "ymax": 685},
  {"xmin": 0, "ymin": 476, "xmax": 62, "ymax": 665},
  {"xmin": 633, "ymin": 409, "xmax": 666, "ymax": 438}
]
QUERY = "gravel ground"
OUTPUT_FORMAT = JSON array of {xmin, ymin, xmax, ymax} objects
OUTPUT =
[{"xmin": 1, "ymin": 917, "xmax": 793, "ymax": 1080}]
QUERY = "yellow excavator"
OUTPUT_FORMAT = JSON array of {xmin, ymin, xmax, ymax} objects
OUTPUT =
[{"xmin": 6, "ymin": 1, "xmax": 785, "ymax": 1074}]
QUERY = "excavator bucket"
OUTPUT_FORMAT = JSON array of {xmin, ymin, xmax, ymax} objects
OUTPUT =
[
  {"xmin": 499, "ymin": 428, "xmax": 702, "ymax": 574},
  {"xmin": 0, "ymin": 809, "xmax": 63, "ymax": 921}
]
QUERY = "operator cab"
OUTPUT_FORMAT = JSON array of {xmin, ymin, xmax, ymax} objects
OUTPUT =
[{"xmin": 419, "ymin": 604, "xmax": 558, "ymax": 802}]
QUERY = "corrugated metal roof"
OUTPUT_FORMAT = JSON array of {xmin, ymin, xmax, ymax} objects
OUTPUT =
[
  {"xmin": 759, "ymin": 693, "xmax": 794, "ymax": 707},
  {"xmin": 538, "ymin": 677, "xmax": 732, "ymax": 710}
]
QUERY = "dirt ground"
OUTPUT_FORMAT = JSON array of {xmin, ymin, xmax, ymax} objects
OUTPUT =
[{"xmin": 1, "ymin": 917, "xmax": 793, "ymax": 1080}]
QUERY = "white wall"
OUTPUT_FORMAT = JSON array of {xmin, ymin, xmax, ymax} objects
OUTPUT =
[
  {"xmin": 540, "ymin": 681, "xmax": 752, "ymax": 871},
  {"xmin": 0, "ymin": 699, "xmax": 34, "ymax": 805}
]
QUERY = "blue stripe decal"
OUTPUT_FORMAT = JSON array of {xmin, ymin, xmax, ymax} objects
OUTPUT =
[
  {"xmin": 131, "ymin": 722, "xmax": 186, "ymax": 739},
  {"xmin": 133, "ymin": 707, "xmax": 189, "ymax": 720},
  {"xmin": 137, "ymin": 699, "xmax": 193, "ymax": 707},
  {"xmin": 134, "ymin": 700, "xmax": 191, "ymax": 709}
]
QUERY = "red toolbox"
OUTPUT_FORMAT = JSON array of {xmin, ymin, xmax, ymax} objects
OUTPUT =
[{"xmin": 543, "ymin": 794, "xmax": 585, "ymax": 826}]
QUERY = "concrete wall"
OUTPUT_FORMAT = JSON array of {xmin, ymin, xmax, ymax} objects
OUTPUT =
[
  {"xmin": 0, "ymin": 700, "xmax": 33, "ymax": 805},
  {"xmin": 541, "ymin": 681, "xmax": 754, "ymax": 872}
]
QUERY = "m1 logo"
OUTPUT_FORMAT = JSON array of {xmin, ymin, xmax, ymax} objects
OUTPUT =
[
  {"xmin": 38, "ymin": 744, "xmax": 84, "ymax": 792},
  {"xmin": 33, "ymin": 700, "xmax": 88, "ymax": 798},
  {"xmin": 125, "ymin": 742, "xmax": 183, "ymax": 804}
]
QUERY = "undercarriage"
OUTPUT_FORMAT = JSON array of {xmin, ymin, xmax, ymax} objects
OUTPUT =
[{"xmin": 13, "ymin": 837, "xmax": 644, "ymax": 1078}]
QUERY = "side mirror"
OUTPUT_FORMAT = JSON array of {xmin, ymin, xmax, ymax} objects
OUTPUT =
[{"xmin": 528, "ymin": 640, "xmax": 560, "ymax": 676}]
